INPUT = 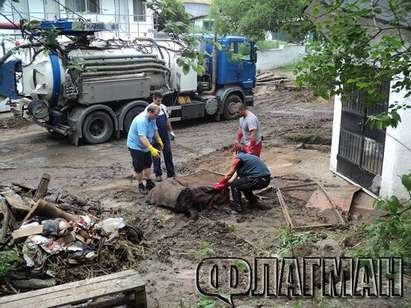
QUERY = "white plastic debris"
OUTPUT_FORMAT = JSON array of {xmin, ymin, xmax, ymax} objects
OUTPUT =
[
  {"xmin": 29, "ymin": 235, "xmax": 49, "ymax": 245},
  {"xmin": 22, "ymin": 236, "xmax": 48, "ymax": 268},
  {"xmin": 77, "ymin": 215, "xmax": 93, "ymax": 229},
  {"xmin": 96, "ymin": 217, "xmax": 126, "ymax": 234},
  {"xmin": 20, "ymin": 222, "xmax": 40, "ymax": 229}
]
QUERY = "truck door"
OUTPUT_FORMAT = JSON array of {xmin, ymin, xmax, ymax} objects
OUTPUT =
[
  {"xmin": 218, "ymin": 39, "xmax": 255, "ymax": 88},
  {"xmin": 219, "ymin": 40, "xmax": 242, "ymax": 84},
  {"xmin": 238, "ymin": 40, "xmax": 256, "ymax": 89}
]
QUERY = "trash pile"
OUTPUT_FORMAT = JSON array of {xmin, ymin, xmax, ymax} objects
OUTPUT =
[{"xmin": 0, "ymin": 174, "xmax": 144, "ymax": 294}]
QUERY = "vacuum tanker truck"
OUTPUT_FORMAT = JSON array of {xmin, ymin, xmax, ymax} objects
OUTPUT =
[{"xmin": 0, "ymin": 19, "xmax": 257, "ymax": 145}]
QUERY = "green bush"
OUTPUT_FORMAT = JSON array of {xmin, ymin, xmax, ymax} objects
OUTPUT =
[
  {"xmin": 0, "ymin": 250, "xmax": 20, "ymax": 278},
  {"xmin": 355, "ymin": 173, "xmax": 411, "ymax": 263}
]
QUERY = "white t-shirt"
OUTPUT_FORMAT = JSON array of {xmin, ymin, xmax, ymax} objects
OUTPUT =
[{"xmin": 239, "ymin": 111, "xmax": 262, "ymax": 145}]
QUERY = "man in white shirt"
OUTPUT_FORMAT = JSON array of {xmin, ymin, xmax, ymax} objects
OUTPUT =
[
  {"xmin": 234, "ymin": 103, "xmax": 263, "ymax": 157},
  {"xmin": 149, "ymin": 91, "xmax": 176, "ymax": 181}
]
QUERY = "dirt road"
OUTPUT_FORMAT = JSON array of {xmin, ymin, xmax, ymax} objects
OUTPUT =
[
  {"xmin": 1, "ymin": 86, "xmax": 407, "ymax": 307},
  {"xmin": 0, "ymin": 87, "xmax": 333, "ymax": 189}
]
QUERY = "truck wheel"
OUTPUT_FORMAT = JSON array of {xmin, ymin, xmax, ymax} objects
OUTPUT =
[
  {"xmin": 223, "ymin": 94, "xmax": 242, "ymax": 120},
  {"xmin": 124, "ymin": 106, "xmax": 145, "ymax": 133},
  {"xmin": 82, "ymin": 111, "xmax": 114, "ymax": 144}
]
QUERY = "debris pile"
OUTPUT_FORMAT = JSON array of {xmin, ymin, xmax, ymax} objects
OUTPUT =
[
  {"xmin": 257, "ymin": 71, "xmax": 290, "ymax": 84},
  {"xmin": 256, "ymin": 71, "xmax": 309, "ymax": 92},
  {"xmin": 0, "ymin": 174, "xmax": 144, "ymax": 295},
  {"xmin": 0, "ymin": 115, "xmax": 30, "ymax": 130}
]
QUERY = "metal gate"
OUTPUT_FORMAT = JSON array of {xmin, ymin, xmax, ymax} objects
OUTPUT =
[{"xmin": 336, "ymin": 81, "xmax": 390, "ymax": 194}]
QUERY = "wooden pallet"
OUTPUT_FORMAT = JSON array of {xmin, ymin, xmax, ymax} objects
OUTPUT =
[{"xmin": 0, "ymin": 270, "xmax": 147, "ymax": 308}]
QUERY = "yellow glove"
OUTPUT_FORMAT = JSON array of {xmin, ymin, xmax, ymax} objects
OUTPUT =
[
  {"xmin": 147, "ymin": 144, "xmax": 160, "ymax": 158},
  {"xmin": 155, "ymin": 135, "xmax": 164, "ymax": 150}
]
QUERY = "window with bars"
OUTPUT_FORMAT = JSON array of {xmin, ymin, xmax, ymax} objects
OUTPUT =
[
  {"xmin": 65, "ymin": 0, "xmax": 100, "ymax": 14},
  {"xmin": 133, "ymin": 0, "xmax": 146, "ymax": 22}
]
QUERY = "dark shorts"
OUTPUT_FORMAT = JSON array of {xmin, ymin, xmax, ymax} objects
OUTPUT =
[{"xmin": 129, "ymin": 148, "xmax": 152, "ymax": 173}]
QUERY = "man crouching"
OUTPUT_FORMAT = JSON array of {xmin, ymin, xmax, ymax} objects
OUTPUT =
[
  {"xmin": 214, "ymin": 148, "xmax": 271, "ymax": 212},
  {"xmin": 127, "ymin": 103, "xmax": 163, "ymax": 194}
]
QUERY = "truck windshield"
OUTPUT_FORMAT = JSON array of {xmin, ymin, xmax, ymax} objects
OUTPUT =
[
  {"xmin": 239, "ymin": 42, "xmax": 251, "ymax": 61},
  {"xmin": 227, "ymin": 41, "xmax": 252, "ymax": 62}
]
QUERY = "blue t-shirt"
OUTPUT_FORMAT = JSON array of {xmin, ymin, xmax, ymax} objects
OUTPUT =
[
  {"xmin": 236, "ymin": 152, "xmax": 271, "ymax": 178},
  {"xmin": 127, "ymin": 112, "xmax": 158, "ymax": 151}
]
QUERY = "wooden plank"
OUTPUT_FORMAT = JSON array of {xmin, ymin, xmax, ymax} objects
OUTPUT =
[
  {"xmin": 33, "ymin": 173, "xmax": 51, "ymax": 201},
  {"xmin": 2, "ymin": 277, "xmax": 145, "ymax": 308},
  {"xmin": 292, "ymin": 223, "xmax": 339, "ymax": 231},
  {"xmin": 316, "ymin": 181, "xmax": 346, "ymax": 225},
  {"xmin": 11, "ymin": 224, "xmax": 43, "ymax": 239},
  {"xmin": 21, "ymin": 200, "xmax": 41, "ymax": 224},
  {"xmin": 255, "ymin": 185, "xmax": 274, "ymax": 196},
  {"xmin": 276, "ymin": 188, "xmax": 294, "ymax": 228},
  {"xmin": 279, "ymin": 182, "xmax": 317, "ymax": 190},
  {"xmin": 38, "ymin": 277, "xmax": 145, "ymax": 307},
  {"xmin": 199, "ymin": 168, "xmax": 225, "ymax": 176},
  {"xmin": 35, "ymin": 199, "xmax": 79, "ymax": 222},
  {"xmin": 0, "ymin": 270, "xmax": 138, "ymax": 303},
  {"xmin": 0, "ymin": 196, "xmax": 11, "ymax": 243},
  {"xmin": 77, "ymin": 294, "xmax": 135, "ymax": 308},
  {"xmin": 2, "ymin": 189, "xmax": 31, "ymax": 212}
]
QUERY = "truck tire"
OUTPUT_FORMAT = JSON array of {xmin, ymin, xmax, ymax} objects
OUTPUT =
[
  {"xmin": 82, "ymin": 111, "xmax": 114, "ymax": 144},
  {"xmin": 223, "ymin": 94, "xmax": 242, "ymax": 120},
  {"xmin": 124, "ymin": 105, "xmax": 145, "ymax": 133}
]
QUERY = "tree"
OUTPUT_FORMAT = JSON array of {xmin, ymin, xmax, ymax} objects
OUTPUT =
[
  {"xmin": 297, "ymin": 0, "xmax": 411, "ymax": 129},
  {"xmin": 210, "ymin": 0, "xmax": 312, "ymax": 42},
  {"xmin": 144, "ymin": 0, "xmax": 205, "ymax": 74}
]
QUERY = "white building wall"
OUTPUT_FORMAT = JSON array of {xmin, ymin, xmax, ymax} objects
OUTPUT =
[
  {"xmin": 380, "ymin": 83, "xmax": 411, "ymax": 199},
  {"xmin": 183, "ymin": 3, "xmax": 209, "ymax": 17},
  {"xmin": 330, "ymin": 94, "xmax": 342, "ymax": 173},
  {"xmin": 0, "ymin": 0, "xmax": 154, "ymax": 41}
]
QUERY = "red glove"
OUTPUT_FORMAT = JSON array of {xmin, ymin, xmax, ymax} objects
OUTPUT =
[
  {"xmin": 231, "ymin": 143, "xmax": 245, "ymax": 153},
  {"xmin": 236, "ymin": 130, "xmax": 243, "ymax": 143},
  {"xmin": 250, "ymin": 134, "xmax": 257, "ymax": 147},
  {"xmin": 244, "ymin": 142, "xmax": 262, "ymax": 157},
  {"xmin": 213, "ymin": 178, "xmax": 229, "ymax": 191}
]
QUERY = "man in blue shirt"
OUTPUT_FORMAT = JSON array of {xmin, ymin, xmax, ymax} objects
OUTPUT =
[{"xmin": 127, "ymin": 104, "xmax": 163, "ymax": 194}]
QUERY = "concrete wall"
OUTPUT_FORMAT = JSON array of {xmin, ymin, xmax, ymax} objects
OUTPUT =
[
  {"xmin": 256, "ymin": 44, "xmax": 306, "ymax": 71},
  {"xmin": 380, "ymin": 81, "xmax": 411, "ymax": 199}
]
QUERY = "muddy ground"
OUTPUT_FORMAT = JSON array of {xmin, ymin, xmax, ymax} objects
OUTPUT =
[{"xmin": 0, "ymin": 81, "xmax": 409, "ymax": 307}]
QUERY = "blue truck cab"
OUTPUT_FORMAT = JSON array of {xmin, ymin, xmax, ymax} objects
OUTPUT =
[{"xmin": 195, "ymin": 35, "xmax": 257, "ymax": 120}]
